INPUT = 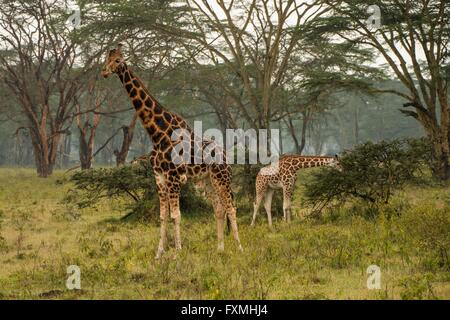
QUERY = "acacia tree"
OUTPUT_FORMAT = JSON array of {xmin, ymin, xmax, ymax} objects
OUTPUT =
[
  {"xmin": 181, "ymin": 0, "xmax": 334, "ymax": 130},
  {"xmin": 75, "ymin": 78, "xmax": 104, "ymax": 170},
  {"xmin": 315, "ymin": 0, "xmax": 450, "ymax": 179},
  {"xmin": 79, "ymin": 0, "xmax": 379, "ymax": 157},
  {"xmin": 0, "ymin": 0, "xmax": 102, "ymax": 176},
  {"xmin": 281, "ymin": 93, "xmax": 324, "ymax": 154},
  {"xmin": 180, "ymin": 0, "xmax": 382, "ymax": 156}
]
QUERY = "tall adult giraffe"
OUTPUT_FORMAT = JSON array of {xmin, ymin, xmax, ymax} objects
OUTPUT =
[
  {"xmin": 101, "ymin": 44, "xmax": 242, "ymax": 258},
  {"xmin": 252, "ymin": 155, "xmax": 340, "ymax": 227}
]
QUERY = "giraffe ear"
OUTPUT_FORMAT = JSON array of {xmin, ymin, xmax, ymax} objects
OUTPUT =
[{"xmin": 117, "ymin": 43, "xmax": 123, "ymax": 53}]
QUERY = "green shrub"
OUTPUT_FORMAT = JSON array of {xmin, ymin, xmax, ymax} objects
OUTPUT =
[
  {"xmin": 400, "ymin": 203, "xmax": 450, "ymax": 270},
  {"xmin": 398, "ymin": 274, "xmax": 437, "ymax": 300},
  {"xmin": 64, "ymin": 162, "xmax": 210, "ymax": 221},
  {"xmin": 304, "ymin": 139, "xmax": 428, "ymax": 214},
  {"xmin": 405, "ymin": 137, "xmax": 434, "ymax": 173}
]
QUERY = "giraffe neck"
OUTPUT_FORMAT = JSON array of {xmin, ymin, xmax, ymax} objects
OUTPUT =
[
  {"xmin": 291, "ymin": 156, "xmax": 333, "ymax": 171},
  {"xmin": 116, "ymin": 64, "xmax": 190, "ymax": 146}
]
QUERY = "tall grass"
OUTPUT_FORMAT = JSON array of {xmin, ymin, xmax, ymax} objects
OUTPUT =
[{"xmin": 0, "ymin": 168, "xmax": 448, "ymax": 299}]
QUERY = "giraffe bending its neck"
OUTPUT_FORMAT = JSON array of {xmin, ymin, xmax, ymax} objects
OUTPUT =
[
  {"xmin": 251, "ymin": 154, "xmax": 340, "ymax": 227},
  {"xmin": 102, "ymin": 44, "xmax": 242, "ymax": 258}
]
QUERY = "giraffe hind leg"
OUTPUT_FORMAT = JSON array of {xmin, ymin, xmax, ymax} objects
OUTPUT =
[
  {"xmin": 203, "ymin": 177, "xmax": 226, "ymax": 250},
  {"xmin": 251, "ymin": 178, "xmax": 267, "ymax": 226},
  {"xmin": 251, "ymin": 195, "xmax": 262, "ymax": 226},
  {"xmin": 226, "ymin": 201, "xmax": 243, "ymax": 251},
  {"xmin": 211, "ymin": 174, "xmax": 243, "ymax": 252},
  {"xmin": 282, "ymin": 186, "xmax": 293, "ymax": 223}
]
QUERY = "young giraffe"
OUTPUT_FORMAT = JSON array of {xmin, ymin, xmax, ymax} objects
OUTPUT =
[
  {"xmin": 102, "ymin": 44, "xmax": 242, "ymax": 258},
  {"xmin": 251, "ymin": 154, "xmax": 339, "ymax": 227}
]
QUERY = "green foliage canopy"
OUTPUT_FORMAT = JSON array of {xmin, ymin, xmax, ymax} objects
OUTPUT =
[{"xmin": 304, "ymin": 138, "xmax": 432, "ymax": 211}]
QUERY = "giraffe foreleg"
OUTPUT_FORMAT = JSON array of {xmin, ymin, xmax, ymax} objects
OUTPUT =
[
  {"xmin": 282, "ymin": 186, "xmax": 293, "ymax": 224},
  {"xmin": 155, "ymin": 175, "xmax": 169, "ymax": 259},
  {"xmin": 168, "ymin": 182, "xmax": 182, "ymax": 251}
]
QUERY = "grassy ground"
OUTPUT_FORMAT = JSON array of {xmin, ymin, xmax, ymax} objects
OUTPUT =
[{"xmin": 0, "ymin": 167, "xmax": 449, "ymax": 300}]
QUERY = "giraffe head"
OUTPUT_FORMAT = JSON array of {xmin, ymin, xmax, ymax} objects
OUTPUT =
[{"xmin": 101, "ymin": 44, "xmax": 125, "ymax": 78}]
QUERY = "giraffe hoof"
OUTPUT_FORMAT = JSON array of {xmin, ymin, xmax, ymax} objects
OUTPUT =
[
  {"xmin": 238, "ymin": 244, "xmax": 244, "ymax": 252},
  {"xmin": 217, "ymin": 243, "xmax": 225, "ymax": 251}
]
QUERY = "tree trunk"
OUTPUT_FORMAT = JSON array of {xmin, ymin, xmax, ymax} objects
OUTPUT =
[
  {"xmin": 299, "ymin": 110, "xmax": 310, "ymax": 154},
  {"xmin": 429, "ymin": 123, "xmax": 450, "ymax": 181},
  {"xmin": 79, "ymin": 133, "xmax": 92, "ymax": 170},
  {"xmin": 286, "ymin": 115, "xmax": 301, "ymax": 154},
  {"xmin": 115, "ymin": 113, "xmax": 138, "ymax": 166},
  {"xmin": 62, "ymin": 132, "xmax": 72, "ymax": 168},
  {"xmin": 278, "ymin": 121, "xmax": 283, "ymax": 155},
  {"xmin": 284, "ymin": 110, "xmax": 310, "ymax": 155},
  {"xmin": 78, "ymin": 124, "xmax": 97, "ymax": 170},
  {"xmin": 28, "ymin": 124, "xmax": 64, "ymax": 178},
  {"xmin": 410, "ymin": 99, "xmax": 450, "ymax": 181},
  {"xmin": 77, "ymin": 114, "xmax": 101, "ymax": 170},
  {"xmin": 30, "ymin": 130, "xmax": 54, "ymax": 178}
]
